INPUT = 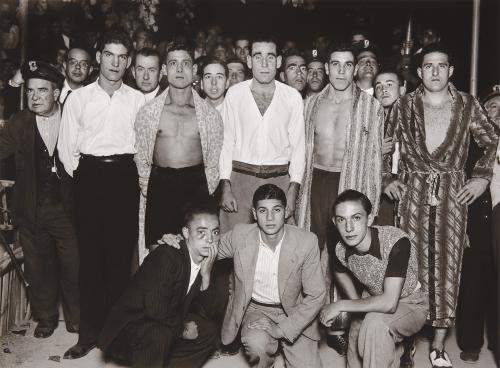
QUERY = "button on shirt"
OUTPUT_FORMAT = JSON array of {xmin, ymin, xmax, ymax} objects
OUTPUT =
[
  {"xmin": 251, "ymin": 231, "xmax": 285, "ymax": 304},
  {"xmin": 219, "ymin": 80, "xmax": 306, "ymax": 183},
  {"xmin": 58, "ymin": 79, "xmax": 146, "ymax": 176},
  {"xmin": 36, "ymin": 105, "xmax": 61, "ymax": 156},
  {"xmin": 188, "ymin": 253, "xmax": 201, "ymax": 294}
]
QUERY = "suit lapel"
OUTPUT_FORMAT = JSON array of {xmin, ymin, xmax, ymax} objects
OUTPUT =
[
  {"xmin": 238, "ymin": 227, "xmax": 260, "ymax": 300},
  {"xmin": 278, "ymin": 226, "xmax": 298, "ymax": 299}
]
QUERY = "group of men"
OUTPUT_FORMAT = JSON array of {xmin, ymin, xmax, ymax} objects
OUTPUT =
[{"xmin": 0, "ymin": 26, "xmax": 498, "ymax": 368}]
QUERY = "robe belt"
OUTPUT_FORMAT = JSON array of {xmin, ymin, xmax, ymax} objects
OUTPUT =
[{"xmin": 402, "ymin": 170, "xmax": 463, "ymax": 207}]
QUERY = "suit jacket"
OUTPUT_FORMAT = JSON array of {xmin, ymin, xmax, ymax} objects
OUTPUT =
[
  {"xmin": 0, "ymin": 109, "xmax": 73, "ymax": 230},
  {"xmin": 98, "ymin": 242, "xmax": 215, "ymax": 352},
  {"xmin": 218, "ymin": 223, "xmax": 326, "ymax": 345}
]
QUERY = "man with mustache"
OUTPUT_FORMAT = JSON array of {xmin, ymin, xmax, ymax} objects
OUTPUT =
[
  {"xmin": 305, "ymin": 55, "xmax": 326, "ymax": 98},
  {"xmin": 296, "ymin": 43, "xmax": 384, "ymax": 356},
  {"xmin": 280, "ymin": 49, "xmax": 307, "ymax": 97},
  {"xmin": 384, "ymin": 43, "xmax": 498, "ymax": 368}
]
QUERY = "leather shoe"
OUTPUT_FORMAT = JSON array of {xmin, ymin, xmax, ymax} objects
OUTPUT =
[
  {"xmin": 460, "ymin": 350, "xmax": 479, "ymax": 363},
  {"xmin": 34, "ymin": 321, "xmax": 56, "ymax": 338},
  {"xmin": 326, "ymin": 334, "xmax": 348, "ymax": 356},
  {"xmin": 66, "ymin": 323, "xmax": 79, "ymax": 333},
  {"xmin": 63, "ymin": 342, "xmax": 96, "ymax": 359}
]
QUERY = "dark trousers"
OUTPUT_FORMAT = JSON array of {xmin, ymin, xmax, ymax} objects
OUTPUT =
[
  {"xmin": 18, "ymin": 199, "xmax": 79, "ymax": 327},
  {"xmin": 107, "ymin": 313, "xmax": 217, "ymax": 368},
  {"xmin": 145, "ymin": 164, "xmax": 208, "ymax": 247},
  {"xmin": 310, "ymin": 168, "xmax": 341, "ymax": 251},
  {"xmin": 74, "ymin": 155, "xmax": 139, "ymax": 345},
  {"xmin": 456, "ymin": 192, "xmax": 497, "ymax": 354}
]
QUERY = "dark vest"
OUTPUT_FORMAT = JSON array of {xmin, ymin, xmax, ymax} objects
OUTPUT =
[{"xmin": 34, "ymin": 125, "xmax": 62, "ymax": 203}]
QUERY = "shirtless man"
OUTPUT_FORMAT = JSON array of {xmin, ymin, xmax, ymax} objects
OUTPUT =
[
  {"xmin": 219, "ymin": 36, "xmax": 305, "ymax": 232},
  {"xmin": 134, "ymin": 43, "xmax": 223, "ymax": 253},
  {"xmin": 297, "ymin": 43, "xmax": 384, "ymax": 355}
]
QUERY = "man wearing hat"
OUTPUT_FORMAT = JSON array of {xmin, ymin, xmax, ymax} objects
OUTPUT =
[{"xmin": 0, "ymin": 60, "xmax": 79, "ymax": 338}]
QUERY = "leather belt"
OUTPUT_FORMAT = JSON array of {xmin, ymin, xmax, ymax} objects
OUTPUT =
[
  {"xmin": 232, "ymin": 160, "xmax": 289, "ymax": 179},
  {"xmin": 250, "ymin": 298, "xmax": 283, "ymax": 309},
  {"xmin": 80, "ymin": 154, "xmax": 134, "ymax": 163}
]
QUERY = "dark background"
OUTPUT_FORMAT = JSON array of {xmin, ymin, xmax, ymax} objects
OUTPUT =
[{"xmin": 158, "ymin": 0, "xmax": 499, "ymax": 97}]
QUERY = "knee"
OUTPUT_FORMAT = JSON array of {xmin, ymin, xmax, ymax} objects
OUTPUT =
[
  {"xmin": 140, "ymin": 323, "xmax": 170, "ymax": 348},
  {"xmin": 360, "ymin": 313, "xmax": 390, "ymax": 338},
  {"xmin": 241, "ymin": 330, "xmax": 274, "ymax": 362}
]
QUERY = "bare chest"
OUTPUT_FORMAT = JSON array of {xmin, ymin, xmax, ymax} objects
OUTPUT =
[
  {"xmin": 314, "ymin": 99, "xmax": 351, "ymax": 140},
  {"xmin": 423, "ymin": 103, "xmax": 452, "ymax": 154},
  {"xmin": 157, "ymin": 104, "xmax": 199, "ymax": 138},
  {"xmin": 251, "ymin": 89, "xmax": 274, "ymax": 116}
]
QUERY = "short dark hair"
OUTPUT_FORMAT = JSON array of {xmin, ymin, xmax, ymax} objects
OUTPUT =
[
  {"xmin": 252, "ymin": 184, "xmax": 287, "ymax": 209},
  {"xmin": 327, "ymin": 42, "xmax": 354, "ymax": 60},
  {"xmin": 418, "ymin": 42, "xmax": 454, "ymax": 67},
  {"xmin": 375, "ymin": 66, "xmax": 404, "ymax": 85},
  {"xmin": 281, "ymin": 48, "xmax": 306, "ymax": 67},
  {"xmin": 166, "ymin": 42, "xmax": 194, "ymax": 63},
  {"xmin": 333, "ymin": 190, "xmax": 372, "ymax": 216},
  {"xmin": 202, "ymin": 57, "xmax": 228, "ymax": 78},
  {"xmin": 250, "ymin": 35, "xmax": 278, "ymax": 55},
  {"xmin": 100, "ymin": 29, "xmax": 133, "ymax": 54},
  {"xmin": 183, "ymin": 198, "xmax": 219, "ymax": 228},
  {"xmin": 134, "ymin": 47, "xmax": 161, "ymax": 66}
]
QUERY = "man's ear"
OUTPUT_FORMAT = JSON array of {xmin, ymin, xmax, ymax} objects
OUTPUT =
[
  {"xmin": 96, "ymin": 51, "xmax": 101, "ymax": 65},
  {"xmin": 399, "ymin": 84, "xmax": 407, "ymax": 96},
  {"xmin": 279, "ymin": 71, "xmax": 285, "ymax": 82},
  {"xmin": 247, "ymin": 54, "xmax": 252, "ymax": 69},
  {"xmin": 276, "ymin": 55, "xmax": 282, "ymax": 70},
  {"xmin": 181, "ymin": 226, "xmax": 189, "ymax": 240},
  {"xmin": 417, "ymin": 67, "xmax": 422, "ymax": 80},
  {"xmin": 367, "ymin": 213, "xmax": 375, "ymax": 227},
  {"xmin": 192, "ymin": 63, "xmax": 198, "ymax": 77},
  {"xmin": 354, "ymin": 64, "xmax": 360, "ymax": 77},
  {"xmin": 131, "ymin": 67, "xmax": 136, "ymax": 79},
  {"xmin": 225, "ymin": 78, "xmax": 229, "ymax": 90},
  {"xmin": 448, "ymin": 65, "xmax": 454, "ymax": 79},
  {"xmin": 160, "ymin": 63, "xmax": 166, "ymax": 77},
  {"xmin": 251, "ymin": 208, "xmax": 257, "ymax": 221},
  {"xmin": 325, "ymin": 62, "xmax": 329, "ymax": 76},
  {"xmin": 63, "ymin": 61, "xmax": 67, "ymax": 73},
  {"xmin": 126, "ymin": 56, "xmax": 132, "ymax": 69},
  {"xmin": 53, "ymin": 88, "xmax": 61, "ymax": 101}
]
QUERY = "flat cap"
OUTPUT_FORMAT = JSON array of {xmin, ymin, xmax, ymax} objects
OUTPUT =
[
  {"xmin": 21, "ymin": 60, "xmax": 64, "ymax": 88},
  {"xmin": 483, "ymin": 85, "xmax": 500, "ymax": 105}
]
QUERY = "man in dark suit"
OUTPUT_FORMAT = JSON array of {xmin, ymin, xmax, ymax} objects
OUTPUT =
[
  {"xmin": 0, "ymin": 60, "xmax": 79, "ymax": 337},
  {"xmin": 97, "ymin": 200, "xmax": 219, "ymax": 368}
]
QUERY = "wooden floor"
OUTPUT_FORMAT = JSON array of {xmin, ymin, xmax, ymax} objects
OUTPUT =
[{"xmin": 0, "ymin": 320, "xmax": 496, "ymax": 368}]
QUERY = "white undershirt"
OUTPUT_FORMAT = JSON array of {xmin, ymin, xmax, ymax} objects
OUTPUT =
[{"xmin": 187, "ymin": 252, "xmax": 201, "ymax": 294}]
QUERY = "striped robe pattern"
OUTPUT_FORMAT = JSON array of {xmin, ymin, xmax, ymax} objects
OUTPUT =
[
  {"xmin": 384, "ymin": 83, "xmax": 498, "ymax": 327},
  {"xmin": 296, "ymin": 84, "xmax": 384, "ymax": 230}
]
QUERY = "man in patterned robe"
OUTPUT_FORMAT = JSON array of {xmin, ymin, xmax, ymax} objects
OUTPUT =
[{"xmin": 384, "ymin": 43, "xmax": 498, "ymax": 368}]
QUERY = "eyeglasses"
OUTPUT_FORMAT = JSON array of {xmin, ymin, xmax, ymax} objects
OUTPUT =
[{"xmin": 67, "ymin": 59, "xmax": 90, "ymax": 69}]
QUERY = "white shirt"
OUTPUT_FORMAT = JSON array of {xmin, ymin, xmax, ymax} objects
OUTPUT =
[
  {"xmin": 59, "ymin": 79, "xmax": 75, "ymax": 105},
  {"xmin": 219, "ymin": 79, "xmax": 306, "ymax": 183},
  {"xmin": 36, "ymin": 106, "xmax": 61, "ymax": 156},
  {"xmin": 251, "ymin": 231, "xmax": 284, "ymax": 304},
  {"xmin": 491, "ymin": 146, "xmax": 500, "ymax": 208},
  {"xmin": 58, "ymin": 79, "xmax": 146, "ymax": 176},
  {"xmin": 187, "ymin": 252, "xmax": 201, "ymax": 294},
  {"xmin": 144, "ymin": 85, "xmax": 160, "ymax": 103}
]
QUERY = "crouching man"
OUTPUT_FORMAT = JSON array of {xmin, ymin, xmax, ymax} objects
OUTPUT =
[
  {"xmin": 162, "ymin": 184, "xmax": 326, "ymax": 367},
  {"xmin": 97, "ymin": 200, "xmax": 220, "ymax": 368},
  {"xmin": 319, "ymin": 190, "xmax": 428, "ymax": 368}
]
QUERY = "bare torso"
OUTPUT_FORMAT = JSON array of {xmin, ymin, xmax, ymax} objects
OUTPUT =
[
  {"xmin": 313, "ymin": 97, "xmax": 352, "ymax": 169},
  {"xmin": 423, "ymin": 99, "xmax": 452, "ymax": 155},
  {"xmin": 153, "ymin": 102, "xmax": 203, "ymax": 168}
]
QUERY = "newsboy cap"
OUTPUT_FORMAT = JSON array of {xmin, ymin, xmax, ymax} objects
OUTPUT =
[{"xmin": 21, "ymin": 60, "xmax": 64, "ymax": 88}]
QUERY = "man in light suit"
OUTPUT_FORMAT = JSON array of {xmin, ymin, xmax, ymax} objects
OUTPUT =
[{"xmin": 162, "ymin": 183, "xmax": 325, "ymax": 367}]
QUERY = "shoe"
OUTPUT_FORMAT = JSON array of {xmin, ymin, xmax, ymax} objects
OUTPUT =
[
  {"xmin": 460, "ymin": 350, "xmax": 479, "ymax": 363},
  {"xmin": 220, "ymin": 339, "xmax": 240, "ymax": 356},
  {"xmin": 326, "ymin": 334, "xmax": 348, "ymax": 356},
  {"xmin": 63, "ymin": 342, "xmax": 96, "ymax": 359},
  {"xmin": 429, "ymin": 349, "xmax": 453, "ymax": 368},
  {"xmin": 34, "ymin": 321, "xmax": 57, "ymax": 338},
  {"xmin": 400, "ymin": 340, "xmax": 416, "ymax": 368},
  {"xmin": 66, "ymin": 323, "xmax": 79, "ymax": 333}
]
